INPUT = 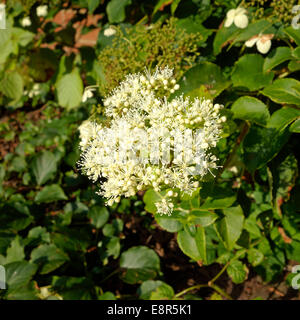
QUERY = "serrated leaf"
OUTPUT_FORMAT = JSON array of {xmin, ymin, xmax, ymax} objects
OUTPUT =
[
  {"xmin": 1, "ymin": 71, "xmax": 23, "ymax": 101},
  {"xmin": 247, "ymin": 248, "xmax": 264, "ymax": 267},
  {"xmin": 138, "ymin": 280, "xmax": 174, "ymax": 300},
  {"xmin": 263, "ymin": 47, "xmax": 292, "ymax": 72},
  {"xmin": 5, "ymin": 261, "xmax": 37, "ymax": 290},
  {"xmin": 56, "ymin": 68, "xmax": 83, "ymax": 110},
  {"xmin": 261, "ymin": 78, "xmax": 300, "ymax": 105},
  {"xmin": 227, "ymin": 260, "xmax": 247, "ymax": 284},
  {"xmin": 6, "ymin": 236, "xmax": 24, "ymax": 264},
  {"xmin": 231, "ymin": 96, "xmax": 270, "ymax": 126},
  {"xmin": 30, "ymin": 244, "xmax": 69, "ymax": 274},
  {"xmin": 88, "ymin": 205, "xmax": 109, "ymax": 228},
  {"xmin": 31, "ymin": 151, "xmax": 57, "ymax": 186},
  {"xmin": 120, "ymin": 246, "xmax": 160, "ymax": 284},
  {"xmin": 34, "ymin": 184, "xmax": 67, "ymax": 203},
  {"xmin": 267, "ymin": 107, "xmax": 300, "ymax": 130}
]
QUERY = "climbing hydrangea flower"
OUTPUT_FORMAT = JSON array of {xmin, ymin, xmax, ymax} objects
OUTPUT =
[
  {"xmin": 78, "ymin": 67, "xmax": 225, "ymax": 215},
  {"xmin": 224, "ymin": 7, "xmax": 248, "ymax": 29},
  {"xmin": 245, "ymin": 33, "xmax": 273, "ymax": 54}
]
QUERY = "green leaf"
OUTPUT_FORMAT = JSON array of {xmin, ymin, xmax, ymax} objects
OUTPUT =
[
  {"xmin": 189, "ymin": 210, "xmax": 218, "ymax": 227},
  {"xmin": 138, "ymin": 280, "xmax": 174, "ymax": 300},
  {"xmin": 263, "ymin": 47, "xmax": 292, "ymax": 72},
  {"xmin": 155, "ymin": 216, "xmax": 183, "ymax": 232},
  {"xmin": 153, "ymin": 0, "xmax": 171, "ymax": 15},
  {"xmin": 174, "ymin": 62, "xmax": 231, "ymax": 100},
  {"xmin": 288, "ymin": 60, "xmax": 300, "ymax": 72},
  {"xmin": 231, "ymin": 96, "xmax": 270, "ymax": 126},
  {"xmin": 34, "ymin": 184, "xmax": 67, "ymax": 203},
  {"xmin": 200, "ymin": 187, "xmax": 236, "ymax": 210},
  {"xmin": 285, "ymin": 26, "xmax": 300, "ymax": 46},
  {"xmin": 99, "ymin": 291, "xmax": 117, "ymax": 300},
  {"xmin": 5, "ymin": 281, "xmax": 39, "ymax": 300},
  {"xmin": 52, "ymin": 276, "xmax": 94, "ymax": 300},
  {"xmin": 290, "ymin": 119, "xmax": 300, "ymax": 133},
  {"xmin": 12, "ymin": 27, "xmax": 35, "ymax": 46},
  {"xmin": 106, "ymin": 0, "xmax": 132, "ymax": 23},
  {"xmin": 171, "ymin": 0, "xmax": 181, "ymax": 15},
  {"xmin": 56, "ymin": 68, "xmax": 83, "ymax": 110},
  {"xmin": 30, "ymin": 244, "xmax": 69, "ymax": 274},
  {"xmin": 227, "ymin": 260, "xmax": 247, "ymax": 284},
  {"xmin": 177, "ymin": 226, "xmax": 207, "ymax": 264},
  {"xmin": 267, "ymin": 107, "xmax": 300, "ymax": 130},
  {"xmin": 247, "ymin": 248, "xmax": 264, "ymax": 267},
  {"xmin": 272, "ymin": 154, "xmax": 298, "ymax": 208},
  {"xmin": 87, "ymin": 0, "xmax": 100, "ymax": 13},
  {"xmin": 243, "ymin": 125, "xmax": 290, "ymax": 173},
  {"xmin": 233, "ymin": 20, "xmax": 273, "ymax": 44},
  {"xmin": 261, "ymin": 78, "xmax": 300, "ymax": 105},
  {"xmin": 213, "ymin": 24, "xmax": 239, "ymax": 55},
  {"xmin": 106, "ymin": 236, "xmax": 121, "ymax": 259},
  {"xmin": 0, "ymin": 71, "xmax": 23, "ymax": 101},
  {"xmin": 231, "ymin": 54, "xmax": 274, "ymax": 91},
  {"xmin": 6, "ymin": 236, "xmax": 24, "ymax": 264},
  {"xmin": 214, "ymin": 206, "xmax": 244, "ymax": 250},
  {"xmin": 175, "ymin": 16, "xmax": 212, "ymax": 43},
  {"xmin": 31, "ymin": 151, "xmax": 57, "ymax": 185},
  {"xmin": 88, "ymin": 205, "xmax": 109, "ymax": 228},
  {"xmin": 120, "ymin": 246, "xmax": 160, "ymax": 284},
  {"xmin": 5, "ymin": 261, "xmax": 37, "ymax": 290}
]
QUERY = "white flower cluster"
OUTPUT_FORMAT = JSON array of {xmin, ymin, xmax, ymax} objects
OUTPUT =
[{"xmin": 78, "ymin": 67, "xmax": 224, "ymax": 215}]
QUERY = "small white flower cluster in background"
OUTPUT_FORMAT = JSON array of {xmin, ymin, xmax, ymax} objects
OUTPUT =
[
  {"xmin": 21, "ymin": 16, "xmax": 31, "ymax": 27},
  {"xmin": 26, "ymin": 83, "xmax": 41, "ymax": 98},
  {"xmin": 78, "ymin": 67, "xmax": 225, "ymax": 215},
  {"xmin": 36, "ymin": 5, "xmax": 48, "ymax": 17},
  {"xmin": 104, "ymin": 26, "xmax": 116, "ymax": 37},
  {"xmin": 20, "ymin": 5, "xmax": 48, "ymax": 27}
]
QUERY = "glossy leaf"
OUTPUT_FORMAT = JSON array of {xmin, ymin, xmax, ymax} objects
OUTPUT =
[
  {"xmin": 214, "ymin": 206, "xmax": 244, "ymax": 250},
  {"xmin": 231, "ymin": 96, "xmax": 270, "ymax": 126},
  {"xmin": 232, "ymin": 54, "xmax": 274, "ymax": 91}
]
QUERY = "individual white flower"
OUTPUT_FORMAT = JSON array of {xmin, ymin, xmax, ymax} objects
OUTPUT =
[
  {"xmin": 28, "ymin": 83, "xmax": 41, "ymax": 98},
  {"xmin": 245, "ymin": 33, "xmax": 273, "ymax": 54},
  {"xmin": 78, "ymin": 67, "xmax": 224, "ymax": 215},
  {"xmin": 224, "ymin": 7, "xmax": 248, "ymax": 29},
  {"xmin": 21, "ymin": 17, "xmax": 31, "ymax": 27},
  {"xmin": 82, "ymin": 88, "xmax": 96, "ymax": 102},
  {"xmin": 36, "ymin": 5, "xmax": 48, "ymax": 17},
  {"xmin": 104, "ymin": 26, "xmax": 116, "ymax": 37}
]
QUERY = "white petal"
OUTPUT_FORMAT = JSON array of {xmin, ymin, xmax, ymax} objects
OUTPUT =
[
  {"xmin": 257, "ymin": 39, "xmax": 272, "ymax": 54},
  {"xmin": 224, "ymin": 16, "xmax": 234, "ymax": 27},
  {"xmin": 234, "ymin": 14, "xmax": 248, "ymax": 29},
  {"xmin": 235, "ymin": 8, "xmax": 247, "ymax": 16},
  {"xmin": 226, "ymin": 9, "xmax": 236, "ymax": 19},
  {"xmin": 224, "ymin": 9, "xmax": 236, "ymax": 27},
  {"xmin": 245, "ymin": 36, "xmax": 258, "ymax": 47}
]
